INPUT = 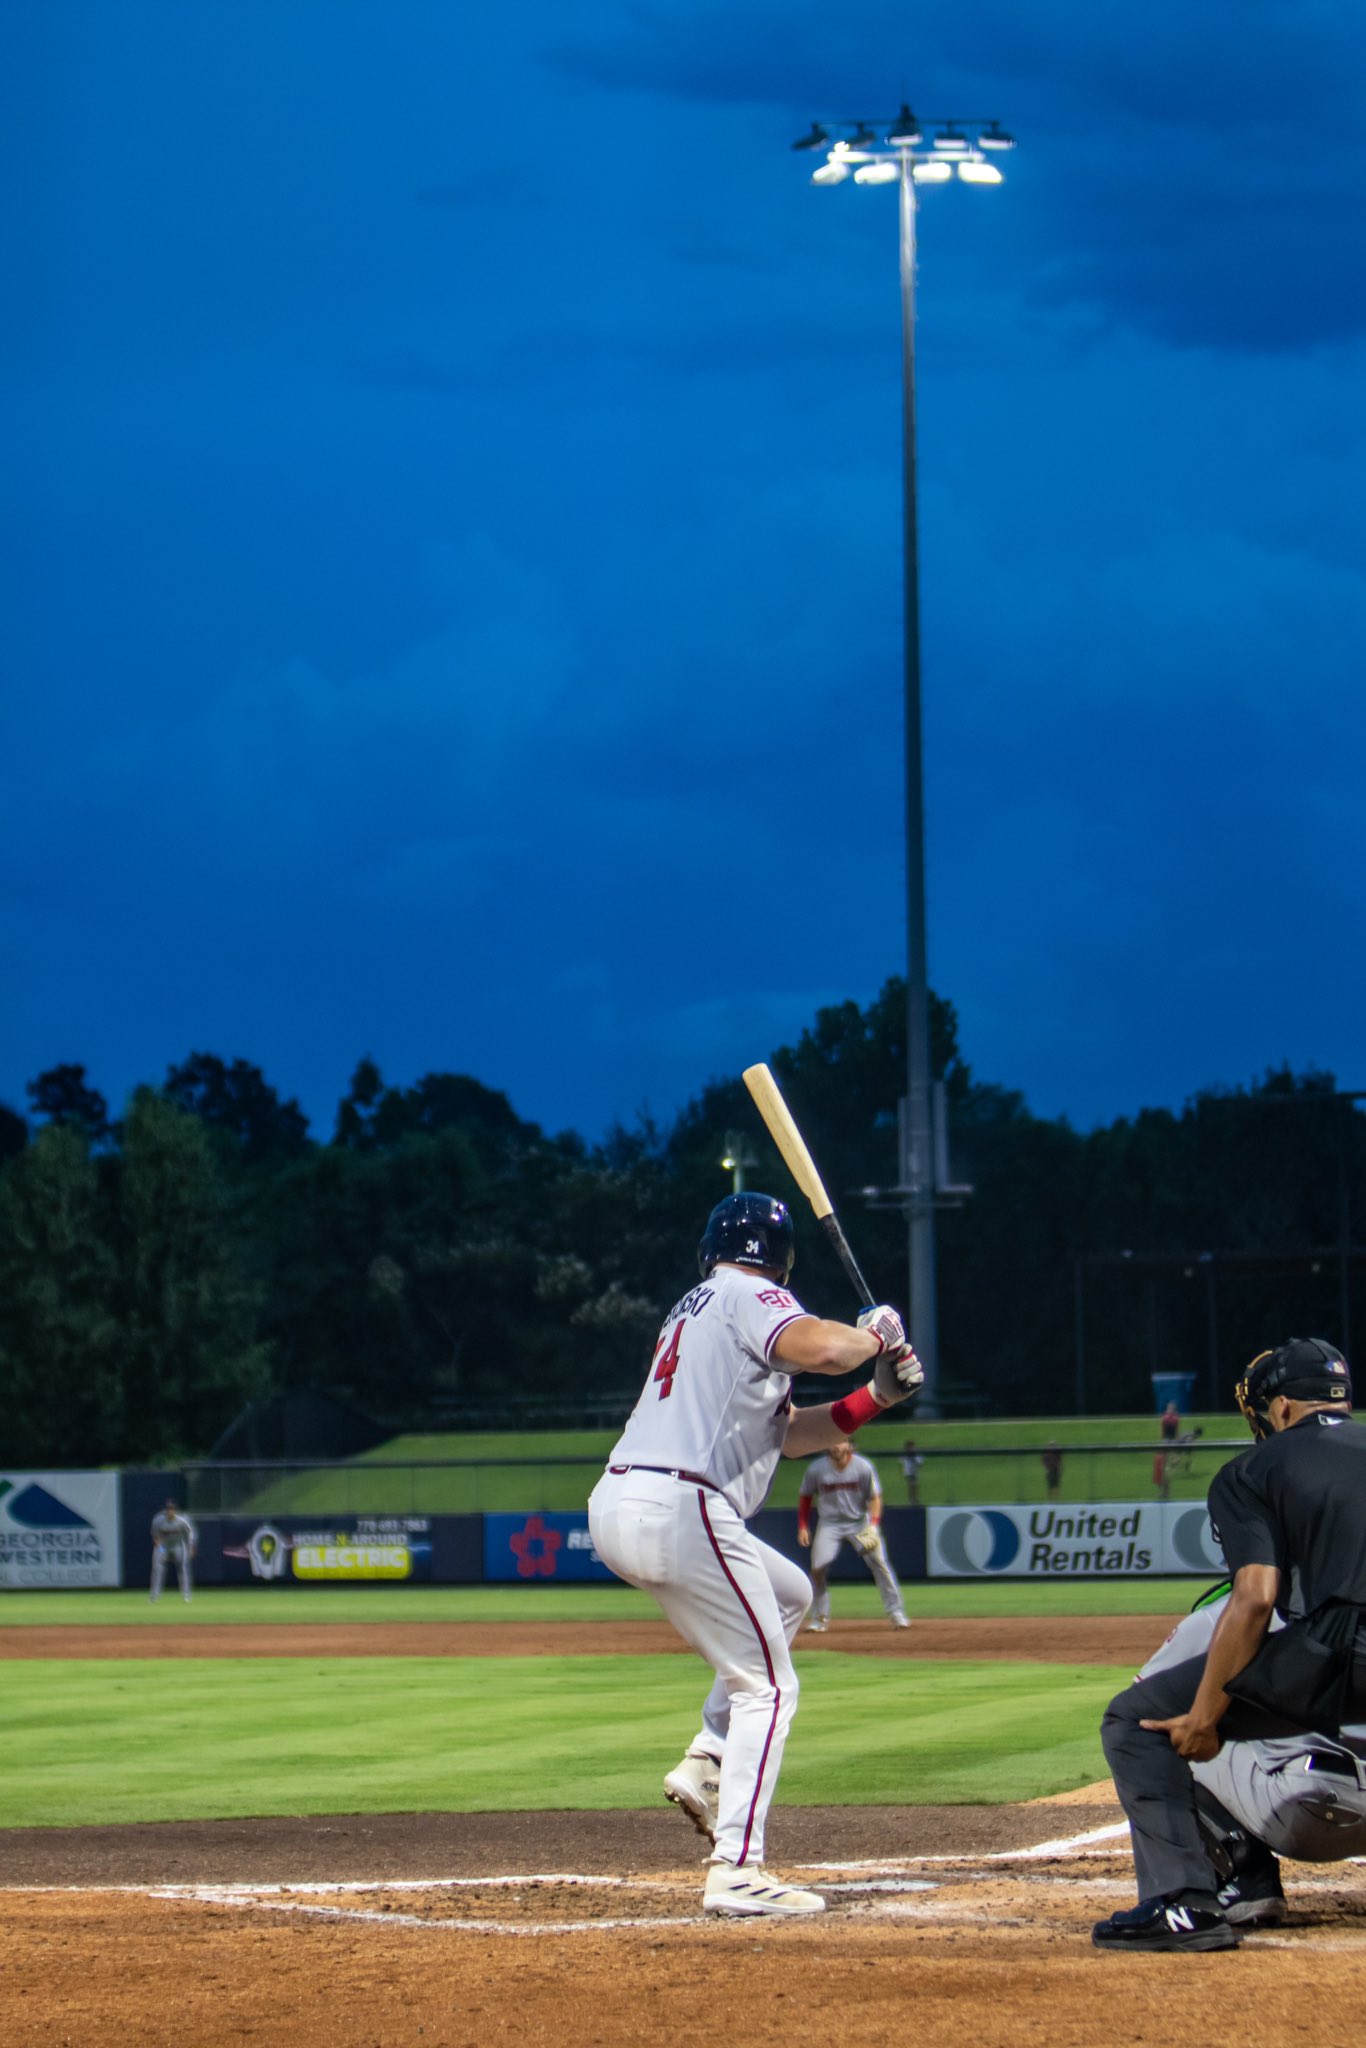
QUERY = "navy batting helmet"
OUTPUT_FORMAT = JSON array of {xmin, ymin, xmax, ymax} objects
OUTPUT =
[
  {"xmin": 1234, "ymin": 1337, "xmax": 1352, "ymax": 1440},
  {"xmin": 697, "ymin": 1193, "xmax": 796, "ymax": 1282}
]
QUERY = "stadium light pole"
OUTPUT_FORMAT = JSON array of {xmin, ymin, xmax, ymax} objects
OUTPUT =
[{"xmin": 793, "ymin": 108, "xmax": 1013, "ymax": 1407}]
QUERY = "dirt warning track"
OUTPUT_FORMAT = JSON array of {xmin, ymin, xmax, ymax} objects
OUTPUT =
[{"xmin": 0, "ymin": 1613, "xmax": 1172, "ymax": 1662}]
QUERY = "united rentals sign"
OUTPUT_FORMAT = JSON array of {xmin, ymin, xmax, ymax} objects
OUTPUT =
[{"xmin": 927, "ymin": 1502, "xmax": 1225, "ymax": 1579}]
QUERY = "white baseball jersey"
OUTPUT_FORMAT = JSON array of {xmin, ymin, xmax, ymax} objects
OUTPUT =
[
  {"xmin": 800, "ymin": 1452, "xmax": 879, "ymax": 1534},
  {"xmin": 151, "ymin": 1509, "xmax": 195, "ymax": 1553},
  {"xmin": 607, "ymin": 1266, "xmax": 810, "ymax": 1518}
]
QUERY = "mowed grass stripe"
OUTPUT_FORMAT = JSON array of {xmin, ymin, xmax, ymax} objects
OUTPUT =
[{"xmin": 0, "ymin": 1654, "xmax": 1127, "ymax": 1828}]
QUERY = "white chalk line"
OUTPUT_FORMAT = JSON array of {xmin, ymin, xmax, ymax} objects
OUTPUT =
[
  {"xmin": 9, "ymin": 1826, "xmax": 1364, "ymax": 1949},
  {"xmin": 149, "ymin": 1893, "xmax": 704, "ymax": 1937},
  {"xmin": 160, "ymin": 1874, "xmax": 657, "ymax": 1896},
  {"xmin": 798, "ymin": 1822, "xmax": 1132, "ymax": 1871}
]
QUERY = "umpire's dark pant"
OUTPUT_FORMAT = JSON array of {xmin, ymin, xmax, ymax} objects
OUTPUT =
[{"xmin": 1101, "ymin": 1658, "xmax": 1306, "ymax": 1903}]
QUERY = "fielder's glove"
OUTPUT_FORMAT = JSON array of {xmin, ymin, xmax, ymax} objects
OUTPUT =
[
  {"xmin": 871, "ymin": 1345, "xmax": 926, "ymax": 1407},
  {"xmin": 853, "ymin": 1522, "xmax": 881, "ymax": 1555}
]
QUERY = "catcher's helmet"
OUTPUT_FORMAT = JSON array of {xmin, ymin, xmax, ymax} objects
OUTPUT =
[
  {"xmin": 697, "ymin": 1192, "xmax": 795, "ymax": 1282},
  {"xmin": 1234, "ymin": 1337, "xmax": 1352, "ymax": 1440}
]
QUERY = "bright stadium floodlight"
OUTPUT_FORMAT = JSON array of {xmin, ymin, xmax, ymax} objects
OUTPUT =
[{"xmin": 790, "ymin": 102, "xmax": 1014, "ymax": 1410}]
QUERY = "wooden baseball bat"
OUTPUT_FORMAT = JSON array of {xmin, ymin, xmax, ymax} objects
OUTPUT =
[{"xmin": 741, "ymin": 1062, "xmax": 876, "ymax": 1307}]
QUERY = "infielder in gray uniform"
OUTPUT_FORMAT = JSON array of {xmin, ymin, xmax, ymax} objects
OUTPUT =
[
  {"xmin": 149, "ymin": 1500, "xmax": 197, "ymax": 1603},
  {"xmin": 1134, "ymin": 1592, "xmax": 1366, "ymax": 1925},
  {"xmin": 798, "ymin": 1440, "xmax": 908, "ymax": 1630}
]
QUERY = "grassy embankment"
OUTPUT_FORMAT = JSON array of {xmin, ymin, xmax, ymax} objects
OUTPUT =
[{"xmin": 222, "ymin": 1413, "xmax": 1239, "ymax": 1516}]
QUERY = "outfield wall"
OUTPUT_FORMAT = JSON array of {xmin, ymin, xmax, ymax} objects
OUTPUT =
[{"xmin": 7, "ymin": 1473, "xmax": 1226, "ymax": 1589}]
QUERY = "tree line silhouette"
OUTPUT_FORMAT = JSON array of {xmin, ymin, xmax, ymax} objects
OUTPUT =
[{"xmin": 1, "ymin": 984, "xmax": 1361, "ymax": 1465}]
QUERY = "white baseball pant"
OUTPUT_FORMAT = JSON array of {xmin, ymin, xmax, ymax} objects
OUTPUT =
[
  {"xmin": 588, "ymin": 1466, "xmax": 811, "ymax": 1867},
  {"xmin": 150, "ymin": 1547, "xmax": 193, "ymax": 1601},
  {"xmin": 809, "ymin": 1522, "xmax": 905, "ymax": 1622}
]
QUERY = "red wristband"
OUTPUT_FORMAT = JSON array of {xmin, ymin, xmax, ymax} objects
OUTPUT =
[{"xmin": 830, "ymin": 1383, "xmax": 882, "ymax": 1435}]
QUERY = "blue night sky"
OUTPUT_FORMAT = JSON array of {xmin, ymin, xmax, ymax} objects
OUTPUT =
[{"xmin": 3, "ymin": 1, "xmax": 1364, "ymax": 1144}]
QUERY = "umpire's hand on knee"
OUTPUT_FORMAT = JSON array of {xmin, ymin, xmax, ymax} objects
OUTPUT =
[{"xmin": 1138, "ymin": 1711, "xmax": 1223, "ymax": 1761}]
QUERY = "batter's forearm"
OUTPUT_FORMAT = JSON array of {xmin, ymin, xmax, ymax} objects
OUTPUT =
[{"xmin": 782, "ymin": 1403, "xmax": 854, "ymax": 1457}]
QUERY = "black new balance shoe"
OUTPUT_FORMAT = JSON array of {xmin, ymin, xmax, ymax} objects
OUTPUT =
[
  {"xmin": 1092, "ymin": 1896, "xmax": 1241, "ymax": 1952},
  {"xmin": 1217, "ymin": 1868, "xmax": 1287, "ymax": 1928}
]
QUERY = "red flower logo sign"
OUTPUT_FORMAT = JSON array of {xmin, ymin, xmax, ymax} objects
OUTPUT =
[{"xmin": 509, "ymin": 1514, "xmax": 563, "ymax": 1579}]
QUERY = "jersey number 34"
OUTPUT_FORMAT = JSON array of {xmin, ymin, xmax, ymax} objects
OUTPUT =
[{"xmin": 652, "ymin": 1322, "xmax": 684, "ymax": 1399}]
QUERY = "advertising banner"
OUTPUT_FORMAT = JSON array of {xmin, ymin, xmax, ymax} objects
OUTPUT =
[
  {"xmin": 927, "ymin": 1502, "xmax": 1225, "ymax": 1580},
  {"xmin": 484, "ymin": 1511, "xmax": 618, "ymax": 1583},
  {"xmin": 0, "ymin": 1471, "xmax": 122, "ymax": 1588},
  {"xmin": 218, "ymin": 1515, "xmax": 435, "ymax": 1583}
]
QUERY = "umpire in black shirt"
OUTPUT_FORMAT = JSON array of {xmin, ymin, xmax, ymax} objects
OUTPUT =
[{"xmin": 1095, "ymin": 1338, "xmax": 1365, "ymax": 1952}]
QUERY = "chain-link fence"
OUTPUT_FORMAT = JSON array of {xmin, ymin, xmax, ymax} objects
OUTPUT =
[{"xmin": 183, "ymin": 1438, "xmax": 1245, "ymax": 1518}]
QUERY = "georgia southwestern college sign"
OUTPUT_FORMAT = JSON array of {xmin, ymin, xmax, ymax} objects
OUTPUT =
[
  {"xmin": 0, "ymin": 1472, "xmax": 122, "ymax": 1588},
  {"xmin": 927, "ymin": 1502, "xmax": 1225, "ymax": 1579}
]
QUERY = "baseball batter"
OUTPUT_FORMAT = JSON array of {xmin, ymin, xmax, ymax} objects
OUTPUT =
[
  {"xmin": 587, "ymin": 1191, "xmax": 922, "ymax": 1918},
  {"xmin": 149, "ymin": 1499, "xmax": 197, "ymax": 1603},
  {"xmin": 798, "ymin": 1440, "xmax": 908, "ymax": 1630},
  {"xmin": 1134, "ymin": 1592, "xmax": 1366, "ymax": 1924}
]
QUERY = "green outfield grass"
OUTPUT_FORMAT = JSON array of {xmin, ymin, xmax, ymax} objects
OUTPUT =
[
  {"xmin": 0, "ymin": 1579, "xmax": 1210, "ymax": 1627},
  {"xmin": 213, "ymin": 1413, "xmax": 1239, "ymax": 1515},
  {"xmin": 0, "ymin": 1651, "xmax": 1126, "ymax": 1829}
]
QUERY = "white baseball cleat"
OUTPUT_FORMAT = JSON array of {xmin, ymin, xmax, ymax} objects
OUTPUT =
[
  {"xmin": 891, "ymin": 1613, "xmax": 910, "ymax": 1629},
  {"xmin": 805, "ymin": 1616, "xmax": 829, "ymax": 1632},
  {"xmin": 663, "ymin": 1750, "xmax": 721, "ymax": 1843},
  {"xmin": 703, "ymin": 1863, "xmax": 826, "ymax": 1917}
]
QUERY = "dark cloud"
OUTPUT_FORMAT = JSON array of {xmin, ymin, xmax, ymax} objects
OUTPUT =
[{"xmin": 2, "ymin": 0, "xmax": 1364, "ymax": 1142}]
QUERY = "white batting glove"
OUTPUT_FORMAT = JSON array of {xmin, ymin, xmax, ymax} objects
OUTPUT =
[
  {"xmin": 870, "ymin": 1345, "xmax": 926, "ymax": 1407},
  {"xmin": 857, "ymin": 1304, "xmax": 906, "ymax": 1356}
]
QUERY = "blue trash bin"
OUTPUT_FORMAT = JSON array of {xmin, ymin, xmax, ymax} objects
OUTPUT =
[{"xmin": 1151, "ymin": 1371, "xmax": 1196, "ymax": 1416}]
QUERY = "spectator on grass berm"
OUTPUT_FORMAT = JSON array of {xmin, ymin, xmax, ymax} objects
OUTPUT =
[
  {"xmin": 1041, "ymin": 1442, "xmax": 1063, "ymax": 1500},
  {"xmin": 899, "ymin": 1438, "xmax": 924, "ymax": 1505},
  {"xmin": 1161, "ymin": 1400, "xmax": 1181, "ymax": 1444},
  {"xmin": 1172, "ymin": 1425, "xmax": 1204, "ymax": 1478},
  {"xmin": 1094, "ymin": 1338, "xmax": 1366, "ymax": 1955}
]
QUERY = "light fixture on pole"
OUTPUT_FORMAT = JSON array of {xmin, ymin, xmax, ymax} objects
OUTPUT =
[
  {"xmin": 791, "ymin": 106, "xmax": 1013, "ymax": 1408},
  {"xmin": 720, "ymin": 1132, "xmax": 760, "ymax": 1195}
]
